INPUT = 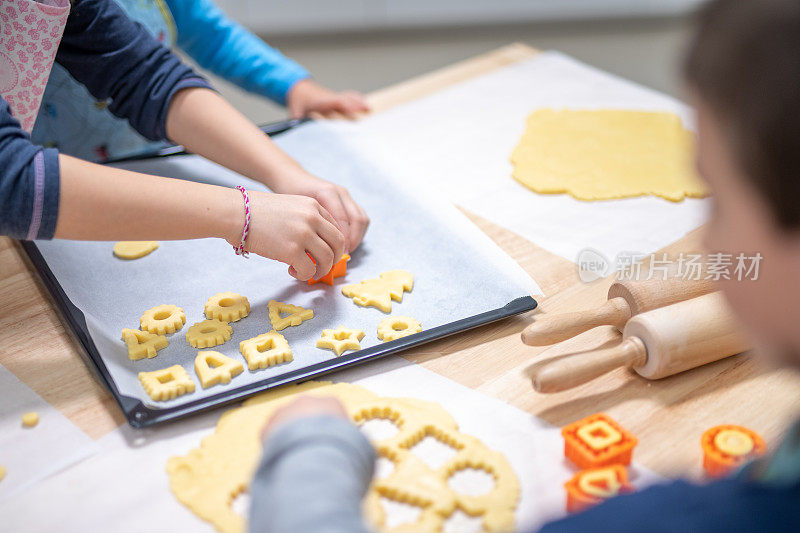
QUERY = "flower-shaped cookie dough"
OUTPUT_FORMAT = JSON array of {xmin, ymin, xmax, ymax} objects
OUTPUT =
[
  {"xmin": 185, "ymin": 319, "xmax": 233, "ymax": 348},
  {"xmin": 121, "ymin": 328, "xmax": 168, "ymax": 360},
  {"xmin": 377, "ymin": 316, "xmax": 422, "ymax": 342},
  {"xmin": 138, "ymin": 365, "xmax": 195, "ymax": 401},
  {"xmin": 205, "ymin": 292, "xmax": 250, "ymax": 323},
  {"xmin": 140, "ymin": 304, "xmax": 186, "ymax": 335},
  {"xmin": 195, "ymin": 351, "xmax": 244, "ymax": 389},
  {"xmin": 239, "ymin": 332, "xmax": 293, "ymax": 370},
  {"xmin": 268, "ymin": 300, "xmax": 313, "ymax": 331},
  {"xmin": 316, "ymin": 326, "xmax": 365, "ymax": 356}
]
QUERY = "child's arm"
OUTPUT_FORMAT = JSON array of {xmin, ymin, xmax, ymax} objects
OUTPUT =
[
  {"xmin": 250, "ymin": 397, "xmax": 375, "ymax": 533},
  {"xmin": 165, "ymin": 88, "xmax": 369, "ymax": 251},
  {"xmin": 165, "ymin": 0, "xmax": 370, "ymax": 118},
  {"xmin": 55, "ymin": 155, "xmax": 345, "ymax": 281}
]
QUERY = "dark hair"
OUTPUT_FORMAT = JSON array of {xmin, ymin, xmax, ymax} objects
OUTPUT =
[{"xmin": 684, "ymin": 0, "xmax": 800, "ymax": 228}]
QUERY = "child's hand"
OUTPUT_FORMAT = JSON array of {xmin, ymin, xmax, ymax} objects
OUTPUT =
[
  {"xmin": 261, "ymin": 395, "xmax": 349, "ymax": 442},
  {"xmin": 287, "ymin": 79, "xmax": 370, "ymax": 119},
  {"xmin": 233, "ymin": 191, "xmax": 346, "ymax": 281},
  {"xmin": 270, "ymin": 170, "xmax": 370, "ymax": 253}
]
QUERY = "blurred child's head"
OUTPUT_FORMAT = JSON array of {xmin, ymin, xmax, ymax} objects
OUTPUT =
[{"xmin": 684, "ymin": 0, "xmax": 800, "ymax": 366}]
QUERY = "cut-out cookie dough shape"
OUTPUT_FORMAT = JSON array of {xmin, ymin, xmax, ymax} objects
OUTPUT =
[
  {"xmin": 113, "ymin": 241, "xmax": 159, "ymax": 259},
  {"xmin": 267, "ymin": 300, "xmax": 313, "ymax": 331},
  {"xmin": 511, "ymin": 109, "xmax": 708, "ymax": 202},
  {"xmin": 308, "ymin": 254, "xmax": 350, "ymax": 286},
  {"xmin": 139, "ymin": 365, "xmax": 195, "ymax": 401},
  {"xmin": 378, "ymin": 316, "xmax": 422, "ymax": 342},
  {"xmin": 341, "ymin": 270, "xmax": 414, "ymax": 313},
  {"xmin": 167, "ymin": 382, "xmax": 520, "ymax": 533},
  {"xmin": 121, "ymin": 328, "xmax": 168, "ymax": 360},
  {"xmin": 186, "ymin": 319, "xmax": 233, "ymax": 348},
  {"xmin": 316, "ymin": 326, "xmax": 365, "ymax": 356},
  {"xmin": 239, "ymin": 332, "xmax": 293, "ymax": 370},
  {"xmin": 195, "ymin": 351, "xmax": 244, "ymax": 389},
  {"xmin": 205, "ymin": 292, "xmax": 250, "ymax": 323},
  {"xmin": 140, "ymin": 304, "xmax": 186, "ymax": 335}
]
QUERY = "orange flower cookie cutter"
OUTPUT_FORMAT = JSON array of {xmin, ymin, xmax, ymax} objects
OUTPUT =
[
  {"xmin": 307, "ymin": 254, "xmax": 350, "ymax": 286},
  {"xmin": 562, "ymin": 413, "xmax": 638, "ymax": 469},
  {"xmin": 564, "ymin": 465, "xmax": 634, "ymax": 513},
  {"xmin": 701, "ymin": 424, "xmax": 766, "ymax": 478}
]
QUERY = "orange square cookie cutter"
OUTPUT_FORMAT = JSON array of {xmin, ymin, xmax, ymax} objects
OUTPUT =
[
  {"xmin": 701, "ymin": 424, "xmax": 766, "ymax": 478},
  {"xmin": 564, "ymin": 464, "xmax": 634, "ymax": 513},
  {"xmin": 562, "ymin": 413, "xmax": 638, "ymax": 469}
]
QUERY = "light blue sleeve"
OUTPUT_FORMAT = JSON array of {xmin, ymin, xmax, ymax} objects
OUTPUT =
[{"xmin": 165, "ymin": 0, "xmax": 310, "ymax": 105}]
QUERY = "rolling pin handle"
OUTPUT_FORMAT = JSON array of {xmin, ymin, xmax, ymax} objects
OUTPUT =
[
  {"xmin": 532, "ymin": 336, "xmax": 648, "ymax": 393},
  {"xmin": 521, "ymin": 297, "xmax": 631, "ymax": 346}
]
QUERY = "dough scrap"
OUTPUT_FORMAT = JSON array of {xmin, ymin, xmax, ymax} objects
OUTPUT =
[
  {"xmin": 205, "ymin": 292, "xmax": 250, "ymax": 323},
  {"xmin": 166, "ymin": 382, "xmax": 520, "ymax": 533},
  {"xmin": 317, "ymin": 326, "xmax": 366, "ymax": 356},
  {"xmin": 510, "ymin": 109, "xmax": 708, "ymax": 202},
  {"xmin": 195, "ymin": 351, "xmax": 244, "ymax": 389},
  {"xmin": 377, "ymin": 316, "xmax": 422, "ymax": 342},
  {"xmin": 239, "ymin": 332, "xmax": 293, "ymax": 370},
  {"xmin": 113, "ymin": 241, "xmax": 159, "ymax": 259},
  {"xmin": 121, "ymin": 328, "xmax": 168, "ymax": 360},
  {"xmin": 0, "ymin": 465, "xmax": 5, "ymax": 481},
  {"xmin": 140, "ymin": 304, "xmax": 186, "ymax": 335},
  {"xmin": 139, "ymin": 365, "xmax": 196, "ymax": 401},
  {"xmin": 21, "ymin": 411, "xmax": 39, "ymax": 427},
  {"xmin": 342, "ymin": 271, "xmax": 414, "ymax": 313},
  {"xmin": 267, "ymin": 300, "xmax": 314, "ymax": 331},
  {"xmin": 186, "ymin": 319, "xmax": 233, "ymax": 349}
]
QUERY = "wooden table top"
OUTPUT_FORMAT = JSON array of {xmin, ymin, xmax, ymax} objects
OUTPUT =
[{"xmin": 1, "ymin": 43, "xmax": 798, "ymax": 479}]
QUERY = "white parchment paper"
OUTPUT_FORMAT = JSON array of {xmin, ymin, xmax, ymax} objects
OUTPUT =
[
  {"xmin": 348, "ymin": 51, "xmax": 710, "ymax": 264},
  {"xmin": 33, "ymin": 122, "xmax": 540, "ymax": 411},
  {"xmin": 0, "ymin": 364, "xmax": 100, "ymax": 502},
  {"xmin": 0, "ymin": 357, "xmax": 661, "ymax": 532}
]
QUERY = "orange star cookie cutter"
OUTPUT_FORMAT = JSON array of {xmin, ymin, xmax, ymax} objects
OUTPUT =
[
  {"xmin": 307, "ymin": 254, "xmax": 350, "ymax": 286},
  {"xmin": 565, "ymin": 465, "xmax": 634, "ymax": 513},
  {"xmin": 562, "ymin": 413, "xmax": 638, "ymax": 469},
  {"xmin": 701, "ymin": 424, "xmax": 766, "ymax": 478}
]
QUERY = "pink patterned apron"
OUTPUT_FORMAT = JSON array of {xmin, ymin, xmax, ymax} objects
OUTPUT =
[{"xmin": 0, "ymin": 0, "xmax": 70, "ymax": 133}]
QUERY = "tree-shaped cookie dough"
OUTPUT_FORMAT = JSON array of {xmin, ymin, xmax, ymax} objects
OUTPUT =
[{"xmin": 341, "ymin": 270, "xmax": 414, "ymax": 313}]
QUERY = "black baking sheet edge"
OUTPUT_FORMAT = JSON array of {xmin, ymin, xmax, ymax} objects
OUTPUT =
[{"xmin": 20, "ymin": 239, "xmax": 537, "ymax": 428}]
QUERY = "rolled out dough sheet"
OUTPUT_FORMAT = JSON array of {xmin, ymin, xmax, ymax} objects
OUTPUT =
[{"xmin": 511, "ymin": 109, "xmax": 708, "ymax": 202}]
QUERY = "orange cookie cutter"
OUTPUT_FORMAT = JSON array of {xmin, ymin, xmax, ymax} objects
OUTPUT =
[
  {"xmin": 701, "ymin": 424, "xmax": 766, "ymax": 478},
  {"xmin": 562, "ymin": 413, "xmax": 638, "ymax": 469},
  {"xmin": 565, "ymin": 465, "xmax": 634, "ymax": 513},
  {"xmin": 306, "ymin": 253, "xmax": 350, "ymax": 286}
]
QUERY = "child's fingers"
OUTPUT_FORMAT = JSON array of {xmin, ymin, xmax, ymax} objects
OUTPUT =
[
  {"xmin": 305, "ymin": 235, "xmax": 336, "ymax": 279},
  {"xmin": 340, "ymin": 190, "xmax": 369, "ymax": 250},
  {"xmin": 314, "ymin": 213, "xmax": 347, "ymax": 263},
  {"xmin": 289, "ymin": 249, "xmax": 316, "ymax": 281},
  {"xmin": 315, "ymin": 189, "xmax": 352, "ymax": 251}
]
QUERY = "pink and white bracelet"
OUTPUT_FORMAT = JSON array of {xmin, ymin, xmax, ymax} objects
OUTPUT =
[{"xmin": 233, "ymin": 186, "xmax": 251, "ymax": 258}]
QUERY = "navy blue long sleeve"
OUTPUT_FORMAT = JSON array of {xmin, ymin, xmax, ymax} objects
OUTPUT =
[
  {"xmin": 55, "ymin": 0, "xmax": 211, "ymax": 141},
  {"xmin": 0, "ymin": 0, "xmax": 211, "ymax": 240}
]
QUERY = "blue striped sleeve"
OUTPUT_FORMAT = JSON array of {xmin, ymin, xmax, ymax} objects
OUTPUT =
[{"xmin": 0, "ymin": 97, "xmax": 60, "ymax": 240}]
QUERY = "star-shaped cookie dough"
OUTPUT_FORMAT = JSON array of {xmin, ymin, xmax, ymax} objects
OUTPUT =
[{"xmin": 316, "ymin": 326, "xmax": 365, "ymax": 356}]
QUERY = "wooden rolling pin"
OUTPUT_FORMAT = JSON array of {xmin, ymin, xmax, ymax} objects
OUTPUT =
[
  {"xmin": 532, "ymin": 292, "xmax": 750, "ymax": 393},
  {"xmin": 521, "ymin": 276, "xmax": 716, "ymax": 346}
]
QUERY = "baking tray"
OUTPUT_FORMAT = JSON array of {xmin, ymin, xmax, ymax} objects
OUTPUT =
[{"xmin": 21, "ymin": 119, "xmax": 538, "ymax": 428}]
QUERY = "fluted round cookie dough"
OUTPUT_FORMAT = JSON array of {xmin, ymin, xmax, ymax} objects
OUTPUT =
[
  {"xmin": 22, "ymin": 411, "xmax": 39, "ymax": 427},
  {"xmin": 140, "ymin": 304, "xmax": 186, "ymax": 335},
  {"xmin": 377, "ymin": 316, "xmax": 422, "ymax": 342},
  {"xmin": 186, "ymin": 319, "xmax": 233, "ymax": 348},
  {"xmin": 205, "ymin": 293, "xmax": 250, "ymax": 323},
  {"xmin": 113, "ymin": 241, "xmax": 159, "ymax": 259}
]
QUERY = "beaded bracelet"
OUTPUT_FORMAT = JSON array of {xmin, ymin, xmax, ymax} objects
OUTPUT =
[{"xmin": 233, "ymin": 186, "xmax": 251, "ymax": 258}]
